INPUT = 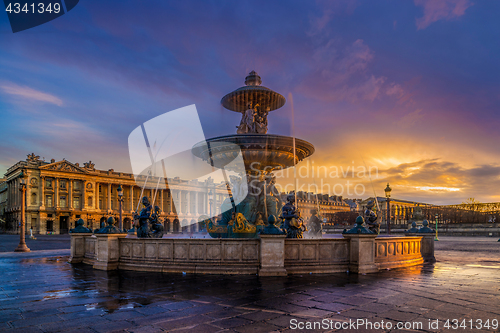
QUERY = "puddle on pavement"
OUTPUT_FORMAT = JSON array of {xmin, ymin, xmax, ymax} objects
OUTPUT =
[
  {"xmin": 466, "ymin": 264, "xmax": 500, "ymax": 269},
  {"xmin": 5, "ymin": 251, "xmax": 498, "ymax": 315}
]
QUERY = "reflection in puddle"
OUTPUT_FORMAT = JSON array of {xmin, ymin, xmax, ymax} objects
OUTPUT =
[
  {"xmin": 466, "ymin": 264, "xmax": 500, "ymax": 269},
  {"xmin": 42, "ymin": 289, "xmax": 75, "ymax": 300},
  {"xmin": 11, "ymin": 253, "xmax": 496, "ymax": 316}
]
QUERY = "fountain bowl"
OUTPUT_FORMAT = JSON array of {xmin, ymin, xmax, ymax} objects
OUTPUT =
[{"xmin": 192, "ymin": 134, "xmax": 315, "ymax": 174}]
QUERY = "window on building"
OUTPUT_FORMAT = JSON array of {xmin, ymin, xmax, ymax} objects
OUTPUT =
[
  {"xmin": 45, "ymin": 179, "xmax": 52, "ymax": 188},
  {"xmin": 99, "ymin": 199, "xmax": 103, "ymax": 209},
  {"xmin": 73, "ymin": 197, "xmax": 80, "ymax": 209},
  {"xmin": 74, "ymin": 181, "xmax": 80, "ymax": 190},
  {"xmin": 46, "ymin": 195, "xmax": 53, "ymax": 208},
  {"xmin": 60, "ymin": 180, "xmax": 67, "ymax": 190},
  {"xmin": 88, "ymin": 196, "xmax": 93, "ymax": 207},
  {"xmin": 46, "ymin": 220, "xmax": 53, "ymax": 232},
  {"xmin": 31, "ymin": 193, "xmax": 37, "ymax": 205},
  {"xmin": 60, "ymin": 196, "xmax": 66, "ymax": 208},
  {"xmin": 31, "ymin": 218, "xmax": 36, "ymax": 230}
]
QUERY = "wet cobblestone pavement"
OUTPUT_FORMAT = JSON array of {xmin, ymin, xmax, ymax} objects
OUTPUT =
[
  {"xmin": 0, "ymin": 237, "xmax": 499, "ymax": 332},
  {"xmin": 0, "ymin": 235, "xmax": 70, "ymax": 253}
]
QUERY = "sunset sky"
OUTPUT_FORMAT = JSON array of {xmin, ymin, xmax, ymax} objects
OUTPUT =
[{"xmin": 1, "ymin": 0, "xmax": 499, "ymax": 205}]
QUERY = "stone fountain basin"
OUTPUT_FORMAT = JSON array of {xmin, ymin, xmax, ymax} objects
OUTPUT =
[
  {"xmin": 70, "ymin": 233, "xmax": 432, "ymax": 275},
  {"xmin": 191, "ymin": 134, "xmax": 315, "ymax": 173}
]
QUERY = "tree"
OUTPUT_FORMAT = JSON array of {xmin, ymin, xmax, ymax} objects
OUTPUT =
[{"xmin": 462, "ymin": 198, "xmax": 481, "ymax": 212}]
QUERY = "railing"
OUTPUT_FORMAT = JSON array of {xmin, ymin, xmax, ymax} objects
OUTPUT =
[{"xmin": 374, "ymin": 236, "xmax": 423, "ymax": 269}]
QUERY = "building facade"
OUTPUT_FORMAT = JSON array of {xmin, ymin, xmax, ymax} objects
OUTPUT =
[
  {"xmin": 288, "ymin": 192, "xmax": 351, "ymax": 221},
  {"xmin": 360, "ymin": 197, "xmax": 433, "ymax": 225},
  {"xmin": 1, "ymin": 154, "xmax": 229, "ymax": 234}
]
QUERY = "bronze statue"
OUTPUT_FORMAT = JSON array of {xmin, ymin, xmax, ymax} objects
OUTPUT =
[
  {"xmin": 237, "ymin": 103, "xmax": 256, "ymax": 134},
  {"xmin": 307, "ymin": 209, "xmax": 322, "ymax": 237},
  {"xmin": 96, "ymin": 217, "xmax": 124, "ymax": 234},
  {"xmin": 150, "ymin": 205, "xmax": 164, "ymax": 238},
  {"xmin": 236, "ymin": 103, "xmax": 268, "ymax": 134},
  {"xmin": 70, "ymin": 218, "xmax": 92, "ymax": 233},
  {"xmin": 136, "ymin": 196, "xmax": 153, "ymax": 238},
  {"xmin": 260, "ymin": 215, "xmax": 285, "ymax": 235},
  {"xmin": 263, "ymin": 173, "xmax": 282, "ymax": 218},
  {"xmin": 280, "ymin": 193, "xmax": 306, "ymax": 238},
  {"xmin": 364, "ymin": 200, "xmax": 380, "ymax": 234}
]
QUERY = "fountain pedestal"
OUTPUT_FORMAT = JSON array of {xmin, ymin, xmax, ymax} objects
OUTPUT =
[
  {"xmin": 94, "ymin": 234, "xmax": 128, "ymax": 270},
  {"xmin": 342, "ymin": 234, "xmax": 379, "ymax": 274},
  {"xmin": 69, "ymin": 233, "xmax": 92, "ymax": 263},
  {"xmin": 259, "ymin": 235, "xmax": 287, "ymax": 276}
]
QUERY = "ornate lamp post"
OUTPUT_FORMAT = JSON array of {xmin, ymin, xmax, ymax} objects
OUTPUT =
[
  {"xmin": 117, "ymin": 184, "xmax": 124, "ymax": 231},
  {"xmin": 86, "ymin": 213, "xmax": 94, "ymax": 229},
  {"xmin": 208, "ymin": 190, "xmax": 213, "ymax": 220},
  {"xmin": 15, "ymin": 170, "xmax": 30, "ymax": 252},
  {"xmin": 434, "ymin": 213, "xmax": 439, "ymax": 241},
  {"xmin": 384, "ymin": 183, "xmax": 392, "ymax": 234}
]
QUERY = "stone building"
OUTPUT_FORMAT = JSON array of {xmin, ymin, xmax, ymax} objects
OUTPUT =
[
  {"xmin": 360, "ymin": 197, "xmax": 433, "ymax": 226},
  {"xmin": 0, "ymin": 179, "xmax": 7, "ymax": 229},
  {"xmin": 1, "ymin": 154, "xmax": 228, "ymax": 234},
  {"xmin": 284, "ymin": 191, "xmax": 351, "ymax": 221}
]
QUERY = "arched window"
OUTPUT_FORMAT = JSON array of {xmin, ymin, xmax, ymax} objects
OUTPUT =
[
  {"xmin": 88, "ymin": 196, "xmax": 93, "ymax": 207},
  {"xmin": 164, "ymin": 218, "xmax": 170, "ymax": 232},
  {"xmin": 173, "ymin": 219, "xmax": 180, "ymax": 233}
]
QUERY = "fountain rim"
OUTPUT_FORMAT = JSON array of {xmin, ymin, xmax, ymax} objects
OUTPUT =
[
  {"xmin": 192, "ymin": 133, "xmax": 315, "ymax": 154},
  {"xmin": 191, "ymin": 133, "xmax": 315, "ymax": 173},
  {"xmin": 220, "ymin": 86, "xmax": 286, "ymax": 112}
]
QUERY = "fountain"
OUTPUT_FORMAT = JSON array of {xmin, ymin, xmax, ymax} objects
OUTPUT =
[
  {"xmin": 70, "ymin": 72, "xmax": 433, "ymax": 275},
  {"xmin": 192, "ymin": 71, "xmax": 315, "ymax": 238}
]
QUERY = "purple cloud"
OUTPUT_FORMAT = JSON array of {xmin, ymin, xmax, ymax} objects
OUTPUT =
[{"xmin": 415, "ymin": 0, "xmax": 473, "ymax": 30}]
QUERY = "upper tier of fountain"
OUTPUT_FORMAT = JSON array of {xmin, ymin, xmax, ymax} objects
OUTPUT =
[
  {"xmin": 193, "ymin": 71, "xmax": 314, "ymax": 174},
  {"xmin": 221, "ymin": 71, "xmax": 286, "ymax": 113}
]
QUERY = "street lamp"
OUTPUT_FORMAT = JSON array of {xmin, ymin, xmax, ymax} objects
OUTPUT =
[
  {"xmin": 208, "ymin": 190, "xmax": 213, "ymax": 220},
  {"xmin": 86, "ymin": 213, "xmax": 94, "ymax": 230},
  {"xmin": 384, "ymin": 183, "xmax": 392, "ymax": 234},
  {"xmin": 117, "ymin": 184, "xmax": 124, "ymax": 231},
  {"xmin": 15, "ymin": 170, "xmax": 30, "ymax": 252},
  {"xmin": 434, "ymin": 213, "xmax": 439, "ymax": 241}
]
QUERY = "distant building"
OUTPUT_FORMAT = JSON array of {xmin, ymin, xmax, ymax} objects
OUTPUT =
[
  {"xmin": 343, "ymin": 199, "xmax": 362, "ymax": 212},
  {"xmin": 360, "ymin": 197, "xmax": 433, "ymax": 225},
  {"xmin": 1, "ymin": 154, "xmax": 228, "ymax": 234},
  {"xmin": 0, "ymin": 180, "xmax": 7, "ymax": 228},
  {"xmin": 281, "ymin": 191, "xmax": 351, "ymax": 221}
]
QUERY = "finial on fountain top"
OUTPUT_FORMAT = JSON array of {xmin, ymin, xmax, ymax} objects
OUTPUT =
[{"xmin": 245, "ymin": 71, "xmax": 262, "ymax": 86}]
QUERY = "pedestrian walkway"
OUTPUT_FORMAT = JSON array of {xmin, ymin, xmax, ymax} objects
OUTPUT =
[{"xmin": 0, "ymin": 234, "xmax": 70, "ymax": 253}]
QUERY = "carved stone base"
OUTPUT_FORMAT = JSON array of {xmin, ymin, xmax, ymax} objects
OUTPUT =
[
  {"xmin": 93, "ymin": 262, "xmax": 120, "ymax": 271},
  {"xmin": 342, "ymin": 234, "xmax": 378, "ymax": 274},
  {"xmin": 69, "ymin": 233, "xmax": 91, "ymax": 263},
  {"xmin": 259, "ymin": 235, "xmax": 287, "ymax": 276},
  {"xmin": 93, "ymin": 234, "xmax": 127, "ymax": 271}
]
